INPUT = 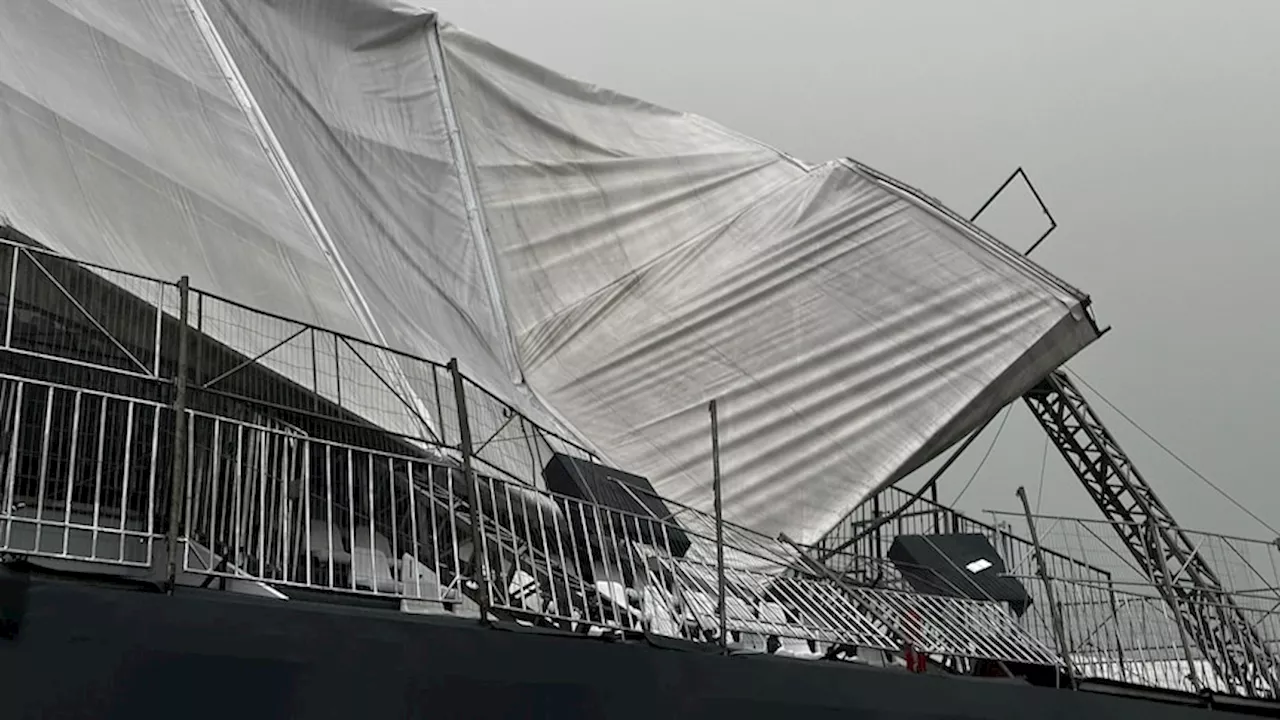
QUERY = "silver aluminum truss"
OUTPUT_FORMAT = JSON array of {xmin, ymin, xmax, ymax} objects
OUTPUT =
[{"xmin": 1024, "ymin": 369, "xmax": 1280, "ymax": 697}]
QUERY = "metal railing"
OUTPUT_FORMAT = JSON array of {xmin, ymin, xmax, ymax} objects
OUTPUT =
[
  {"xmin": 0, "ymin": 226, "xmax": 1270, "ymax": 693},
  {"xmin": 982, "ymin": 510, "xmax": 1280, "ymax": 695},
  {"xmin": 0, "ymin": 374, "xmax": 168, "ymax": 567}
]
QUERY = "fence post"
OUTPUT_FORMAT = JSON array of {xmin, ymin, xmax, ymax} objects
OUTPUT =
[
  {"xmin": 1108, "ymin": 579, "xmax": 1128, "ymax": 683},
  {"xmin": 449, "ymin": 358, "xmax": 489, "ymax": 622},
  {"xmin": 709, "ymin": 399, "xmax": 727, "ymax": 653},
  {"xmin": 871, "ymin": 494, "xmax": 883, "ymax": 568},
  {"xmin": 165, "ymin": 276, "xmax": 191, "ymax": 592},
  {"xmin": 1016, "ymin": 486, "xmax": 1075, "ymax": 686}
]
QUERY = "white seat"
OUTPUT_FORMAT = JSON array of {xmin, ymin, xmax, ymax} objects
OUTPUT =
[
  {"xmin": 725, "ymin": 596, "xmax": 766, "ymax": 650},
  {"xmin": 351, "ymin": 525, "xmax": 394, "ymax": 556},
  {"xmin": 352, "ymin": 546, "xmax": 401, "ymax": 594},
  {"xmin": 400, "ymin": 553, "xmax": 450, "ymax": 601},
  {"xmin": 307, "ymin": 523, "xmax": 349, "ymax": 563},
  {"xmin": 758, "ymin": 602, "xmax": 824, "ymax": 659},
  {"xmin": 642, "ymin": 585, "xmax": 681, "ymax": 637}
]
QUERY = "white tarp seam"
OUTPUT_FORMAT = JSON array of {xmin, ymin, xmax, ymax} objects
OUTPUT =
[
  {"xmin": 425, "ymin": 19, "xmax": 522, "ymax": 384},
  {"xmin": 186, "ymin": 0, "xmax": 439, "ymax": 439}
]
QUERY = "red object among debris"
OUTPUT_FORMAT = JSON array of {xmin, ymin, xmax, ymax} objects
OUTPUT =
[{"xmin": 903, "ymin": 610, "xmax": 927, "ymax": 673}]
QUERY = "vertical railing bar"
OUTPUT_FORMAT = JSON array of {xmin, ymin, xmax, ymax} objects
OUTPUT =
[
  {"xmin": 533, "ymin": 496, "xmax": 560, "ymax": 620},
  {"xmin": 0, "ymin": 382, "xmax": 12, "ymax": 548},
  {"xmin": 183, "ymin": 412, "xmax": 198, "ymax": 574},
  {"xmin": 163, "ymin": 277, "xmax": 190, "ymax": 587},
  {"xmin": 61, "ymin": 391, "xmax": 82, "ymax": 556},
  {"xmin": 288, "ymin": 437, "xmax": 299, "ymax": 582},
  {"xmin": 615, "ymin": 512, "xmax": 641, "ymax": 630},
  {"xmin": 601, "ymin": 508, "xmax": 628, "ymax": 628},
  {"xmin": 484, "ymin": 474, "xmax": 502, "ymax": 607},
  {"xmin": 445, "ymin": 468, "xmax": 462, "ymax": 604},
  {"xmin": 425, "ymin": 466, "xmax": 441, "ymax": 602},
  {"xmin": 333, "ymin": 334, "xmax": 342, "ymax": 407},
  {"xmin": 205, "ymin": 419, "xmax": 222, "ymax": 576},
  {"xmin": 87, "ymin": 393, "xmax": 102, "ymax": 559},
  {"xmin": 406, "ymin": 461, "xmax": 422, "ymax": 601},
  {"xmin": 366, "ymin": 452, "xmax": 376, "ymax": 594},
  {"xmin": 146, "ymin": 404, "xmax": 162, "ymax": 568},
  {"xmin": 709, "ymin": 399, "xmax": 728, "ymax": 652},
  {"xmin": 4, "ymin": 247, "xmax": 17, "ymax": 348},
  {"xmin": 590, "ymin": 500, "xmax": 621, "ymax": 629},
  {"xmin": 150, "ymin": 281, "xmax": 163, "ymax": 376},
  {"xmin": 555, "ymin": 497, "xmax": 586, "ymax": 625},
  {"xmin": 555, "ymin": 491, "xmax": 586, "ymax": 622},
  {"xmin": 257, "ymin": 428, "xmax": 267, "ymax": 580},
  {"xmin": 516, "ymin": 480, "xmax": 540, "ymax": 611},
  {"xmin": 575, "ymin": 501, "xmax": 607, "ymax": 632},
  {"xmin": 277, "ymin": 436, "xmax": 290, "ymax": 582},
  {"xmin": 448, "ymin": 359, "xmax": 488, "ymax": 622},
  {"xmin": 622, "ymin": 515, "xmax": 646, "ymax": 629},
  {"xmin": 34, "ymin": 386, "xmax": 54, "ymax": 555},
  {"xmin": 432, "ymin": 367, "xmax": 444, "ymax": 446},
  {"xmin": 303, "ymin": 440, "xmax": 315, "ymax": 587},
  {"xmin": 116, "ymin": 400, "xmax": 136, "ymax": 564},
  {"xmin": 310, "ymin": 328, "xmax": 320, "ymax": 399},
  {"xmin": 192, "ymin": 292, "xmax": 204, "ymax": 387},
  {"xmin": 346, "ymin": 447, "xmax": 356, "ymax": 592},
  {"xmin": 655, "ymin": 520, "xmax": 682, "ymax": 636},
  {"xmin": 502, "ymin": 480, "xmax": 523, "ymax": 609},
  {"xmin": 388, "ymin": 456, "xmax": 400, "ymax": 593},
  {"xmin": 1017, "ymin": 486, "xmax": 1076, "ymax": 683},
  {"xmin": 324, "ymin": 444, "xmax": 334, "ymax": 589},
  {"xmin": 232, "ymin": 425, "xmax": 244, "ymax": 573}
]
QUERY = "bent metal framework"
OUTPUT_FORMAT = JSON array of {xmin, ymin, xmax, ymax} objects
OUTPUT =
[{"xmin": 0, "ymin": 1, "xmax": 1276, "ymax": 717}]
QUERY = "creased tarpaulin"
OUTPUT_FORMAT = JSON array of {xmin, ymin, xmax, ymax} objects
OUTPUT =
[{"xmin": 0, "ymin": 0, "xmax": 1099, "ymax": 544}]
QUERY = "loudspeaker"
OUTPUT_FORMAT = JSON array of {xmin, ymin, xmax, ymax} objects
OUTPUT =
[
  {"xmin": 542, "ymin": 454, "xmax": 691, "ymax": 558},
  {"xmin": 888, "ymin": 534, "xmax": 1031, "ymax": 617}
]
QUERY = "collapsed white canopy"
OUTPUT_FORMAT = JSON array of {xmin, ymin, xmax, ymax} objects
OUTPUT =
[{"xmin": 0, "ymin": 0, "xmax": 1098, "ymax": 543}]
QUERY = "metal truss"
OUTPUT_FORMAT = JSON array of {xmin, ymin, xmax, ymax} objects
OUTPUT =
[{"xmin": 1024, "ymin": 370, "xmax": 1280, "ymax": 697}]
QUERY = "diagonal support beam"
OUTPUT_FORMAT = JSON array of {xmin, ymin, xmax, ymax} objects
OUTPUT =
[{"xmin": 1024, "ymin": 369, "xmax": 1280, "ymax": 698}]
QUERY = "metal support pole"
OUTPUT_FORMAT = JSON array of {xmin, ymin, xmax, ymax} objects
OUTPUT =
[
  {"xmin": 1108, "ymin": 580, "xmax": 1128, "ymax": 683},
  {"xmin": 1149, "ymin": 518, "xmax": 1201, "ymax": 692},
  {"xmin": 165, "ymin": 276, "xmax": 191, "ymax": 592},
  {"xmin": 1016, "ymin": 486, "xmax": 1075, "ymax": 685},
  {"xmin": 929, "ymin": 483, "xmax": 941, "ymax": 534},
  {"xmin": 871, "ymin": 495, "xmax": 883, "ymax": 568},
  {"xmin": 449, "ymin": 358, "xmax": 489, "ymax": 622},
  {"xmin": 709, "ymin": 399, "xmax": 728, "ymax": 652}
]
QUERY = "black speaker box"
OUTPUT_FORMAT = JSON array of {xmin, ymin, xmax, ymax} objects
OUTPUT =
[
  {"xmin": 888, "ymin": 534, "xmax": 1031, "ymax": 617},
  {"xmin": 542, "ymin": 454, "xmax": 691, "ymax": 558}
]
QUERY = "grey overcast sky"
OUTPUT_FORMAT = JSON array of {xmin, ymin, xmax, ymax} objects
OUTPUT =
[{"xmin": 430, "ymin": 0, "xmax": 1280, "ymax": 540}]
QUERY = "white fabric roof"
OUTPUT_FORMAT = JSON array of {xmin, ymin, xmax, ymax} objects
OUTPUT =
[{"xmin": 0, "ymin": 0, "xmax": 1099, "ymax": 543}]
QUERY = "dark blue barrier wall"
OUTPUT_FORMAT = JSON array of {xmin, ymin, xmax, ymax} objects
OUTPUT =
[{"xmin": 0, "ymin": 572, "xmax": 1259, "ymax": 719}]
